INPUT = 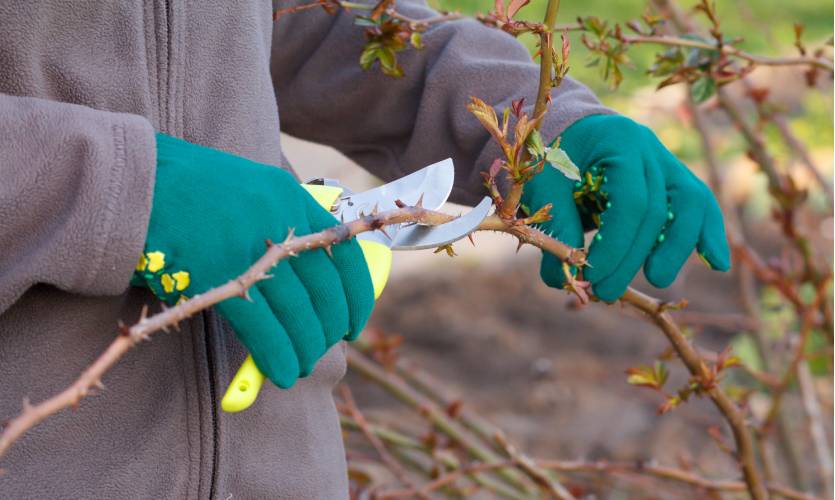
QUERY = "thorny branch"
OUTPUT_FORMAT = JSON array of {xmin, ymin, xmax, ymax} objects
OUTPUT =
[
  {"xmin": 1, "ymin": 1, "xmax": 830, "ymax": 499},
  {"xmin": 0, "ymin": 205, "xmax": 770, "ymax": 499},
  {"xmin": 487, "ymin": 19, "xmax": 833, "ymax": 72},
  {"xmin": 619, "ymin": 34, "xmax": 834, "ymax": 72},
  {"xmin": 0, "ymin": 205, "xmax": 451, "ymax": 461}
]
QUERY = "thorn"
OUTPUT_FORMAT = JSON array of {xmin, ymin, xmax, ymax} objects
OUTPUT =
[
  {"xmin": 377, "ymin": 225, "xmax": 391, "ymax": 240},
  {"xmin": 22, "ymin": 397, "xmax": 32, "ymax": 413},
  {"xmin": 265, "ymin": 238, "xmax": 274, "ymax": 249},
  {"xmin": 371, "ymin": 203, "xmax": 379, "ymax": 215},
  {"xmin": 93, "ymin": 379, "xmax": 106, "ymax": 391},
  {"xmin": 139, "ymin": 304, "xmax": 149, "ymax": 322},
  {"xmin": 467, "ymin": 233, "xmax": 475, "ymax": 246},
  {"xmin": 394, "ymin": 199, "xmax": 406, "ymax": 208},
  {"xmin": 516, "ymin": 239, "xmax": 525, "ymax": 253},
  {"xmin": 117, "ymin": 320, "xmax": 130, "ymax": 337},
  {"xmin": 283, "ymin": 228, "xmax": 296, "ymax": 244},
  {"xmin": 415, "ymin": 193, "xmax": 425, "ymax": 208},
  {"xmin": 323, "ymin": 244, "xmax": 334, "ymax": 258},
  {"xmin": 236, "ymin": 279, "xmax": 254, "ymax": 302}
]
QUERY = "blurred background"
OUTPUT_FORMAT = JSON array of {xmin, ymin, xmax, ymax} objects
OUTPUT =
[{"xmin": 284, "ymin": 0, "xmax": 833, "ymax": 496}]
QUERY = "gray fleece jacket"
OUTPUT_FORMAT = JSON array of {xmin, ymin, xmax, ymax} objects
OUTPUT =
[{"xmin": 0, "ymin": 1, "xmax": 609, "ymax": 498}]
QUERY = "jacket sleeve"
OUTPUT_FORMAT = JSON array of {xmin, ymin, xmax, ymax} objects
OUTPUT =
[
  {"xmin": 0, "ymin": 94, "xmax": 156, "ymax": 313},
  {"xmin": 270, "ymin": 0, "xmax": 612, "ymax": 205}
]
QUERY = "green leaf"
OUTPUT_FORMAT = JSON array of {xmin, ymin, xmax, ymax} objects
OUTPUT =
[
  {"xmin": 730, "ymin": 334, "xmax": 763, "ymax": 372},
  {"xmin": 654, "ymin": 361, "xmax": 669, "ymax": 387},
  {"xmin": 353, "ymin": 17, "xmax": 379, "ymax": 27},
  {"xmin": 525, "ymin": 129, "xmax": 546, "ymax": 158},
  {"xmin": 545, "ymin": 146, "xmax": 581, "ymax": 181},
  {"xmin": 581, "ymin": 16, "xmax": 607, "ymax": 37},
  {"xmin": 377, "ymin": 48, "xmax": 403, "ymax": 78},
  {"xmin": 626, "ymin": 361, "xmax": 668, "ymax": 390},
  {"xmin": 410, "ymin": 32, "xmax": 423, "ymax": 49},
  {"xmin": 806, "ymin": 330, "xmax": 830, "ymax": 376},
  {"xmin": 681, "ymin": 33, "xmax": 721, "ymax": 67},
  {"xmin": 360, "ymin": 43, "xmax": 381, "ymax": 70},
  {"xmin": 690, "ymin": 77, "xmax": 716, "ymax": 104}
]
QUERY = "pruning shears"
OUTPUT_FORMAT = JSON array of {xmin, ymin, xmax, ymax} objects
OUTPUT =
[{"xmin": 221, "ymin": 159, "xmax": 492, "ymax": 412}]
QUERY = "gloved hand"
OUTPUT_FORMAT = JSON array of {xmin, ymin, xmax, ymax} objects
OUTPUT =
[
  {"xmin": 132, "ymin": 133, "xmax": 374, "ymax": 388},
  {"xmin": 522, "ymin": 114, "xmax": 730, "ymax": 302}
]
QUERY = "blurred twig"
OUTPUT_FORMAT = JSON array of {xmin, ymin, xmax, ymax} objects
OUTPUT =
[
  {"xmin": 339, "ymin": 385, "xmax": 429, "ymax": 499},
  {"xmin": 537, "ymin": 459, "xmax": 818, "ymax": 500},
  {"xmin": 797, "ymin": 362, "xmax": 834, "ymax": 499},
  {"xmin": 346, "ymin": 345, "xmax": 571, "ymax": 498}
]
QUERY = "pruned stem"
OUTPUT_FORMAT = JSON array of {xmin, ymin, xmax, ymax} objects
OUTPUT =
[{"xmin": 497, "ymin": 0, "xmax": 561, "ymax": 220}]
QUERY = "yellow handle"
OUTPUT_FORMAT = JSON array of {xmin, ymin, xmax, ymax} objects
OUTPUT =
[{"xmin": 221, "ymin": 185, "xmax": 392, "ymax": 413}]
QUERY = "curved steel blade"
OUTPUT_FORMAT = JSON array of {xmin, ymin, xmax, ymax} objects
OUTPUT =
[
  {"xmin": 390, "ymin": 197, "xmax": 493, "ymax": 250},
  {"xmin": 337, "ymin": 158, "xmax": 454, "ymax": 221}
]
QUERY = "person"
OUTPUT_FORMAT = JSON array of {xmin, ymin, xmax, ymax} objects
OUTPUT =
[{"xmin": 0, "ymin": 1, "xmax": 729, "ymax": 498}]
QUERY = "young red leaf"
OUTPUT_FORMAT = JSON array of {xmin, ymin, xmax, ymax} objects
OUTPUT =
[{"xmin": 506, "ymin": 0, "xmax": 530, "ymax": 20}]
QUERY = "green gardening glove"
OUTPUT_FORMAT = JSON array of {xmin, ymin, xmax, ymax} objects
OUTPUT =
[
  {"xmin": 522, "ymin": 114, "xmax": 730, "ymax": 302},
  {"xmin": 132, "ymin": 133, "xmax": 375, "ymax": 388}
]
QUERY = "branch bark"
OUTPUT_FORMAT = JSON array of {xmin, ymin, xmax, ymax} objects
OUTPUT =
[
  {"xmin": 0, "ymin": 205, "xmax": 450, "ymax": 461},
  {"xmin": 498, "ymin": 0, "xmax": 562, "ymax": 220},
  {"xmin": 620, "ymin": 34, "xmax": 834, "ymax": 72}
]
